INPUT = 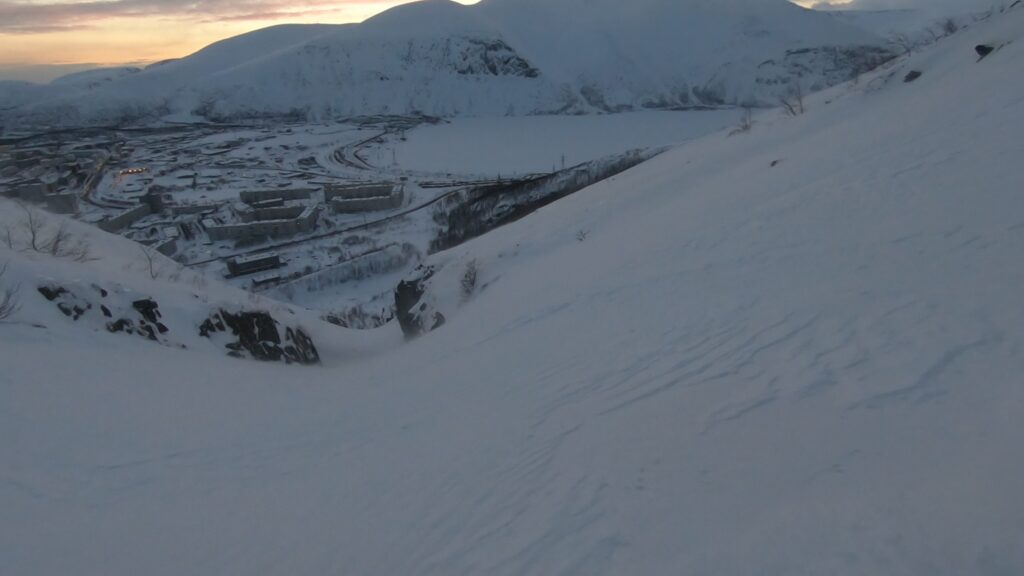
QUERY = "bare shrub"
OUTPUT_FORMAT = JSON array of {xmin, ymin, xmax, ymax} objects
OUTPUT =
[
  {"xmin": 45, "ymin": 223, "xmax": 71, "ymax": 257},
  {"xmin": 61, "ymin": 239, "xmax": 93, "ymax": 263},
  {"xmin": 167, "ymin": 263, "xmax": 185, "ymax": 283},
  {"xmin": 889, "ymin": 33, "xmax": 915, "ymax": 56},
  {"xmin": 780, "ymin": 83, "xmax": 805, "ymax": 117},
  {"xmin": 730, "ymin": 107, "xmax": 754, "ymax": 135},
  {"xmin": 7, "ymin": 204, "xmax": 93, "ymax": 262},
  {"xmin": 20, "ymin": 203, "xmax": 44, "ymax": 252},
  {"xmin": 576, "ymin": 229, "xmax": 590, "ymax": 242},
  {"xmin": 461, "ymin": 259, "xmax": 478, "ymax": 300},
  {"xmin": 941, "ymin": 18, "xmax": 959, "ymax": 36},
  {"xmin": 0, "ymin": 261, "xmax": 20, "ymax": 322}
]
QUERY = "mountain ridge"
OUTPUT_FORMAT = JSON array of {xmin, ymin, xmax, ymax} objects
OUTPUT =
[{"xmin": 1, "ymin": 0, "xmax": 891, "ymax": 126}]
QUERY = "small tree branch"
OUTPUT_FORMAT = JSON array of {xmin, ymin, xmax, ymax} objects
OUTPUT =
[{"xmin": 0, "ymin": 261, "xmax": 21, "ymax": 322}]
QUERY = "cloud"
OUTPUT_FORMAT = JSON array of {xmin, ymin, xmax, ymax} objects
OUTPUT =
[
  {"xmin": 809, "ymin": 0, "xmax": 1000, "ymax": 10},
  {"xmin": 0, "ymin": 0, "xmax": 402, "ymax": 33}
]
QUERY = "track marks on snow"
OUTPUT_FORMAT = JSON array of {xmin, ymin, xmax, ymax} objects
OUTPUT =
[
  {"xmin": 600, "ymin": 312, "xmax": 820, "ymax": 419},
  {"xmin": 851, "ymin": 336, "xmax": 1001, "ymax": 410}
]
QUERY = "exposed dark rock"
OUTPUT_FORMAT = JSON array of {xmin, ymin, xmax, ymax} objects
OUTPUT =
[
  {"xmin": 37, "ymin": 284, "xmax": 67, "ymax": 301},
  {"xmin": 693, "ymin": 83, "xmax": 726, "ymax": 107},
  {"xmin": 36, "ymin": 281, "xmax": 316, "ymax": 365},
  {"xmin": 107, "ymin": 318, "xmax": 133, "ymax": 334},
  {"xmin": 453, "ymin": 38, "xmax": 540, "ymax": 78},
  {"xmin": 323, "ymin": 306, "xmax": 395, "ymax": 330},
  {"xmin": 199, "ymin": 317, "xmax": 216, "ymax": 338},
  {"xmin": 431, "ymin": 312, "xmax": 446, "ymax": 331},
  {"xmin": 284, "ymin": 327, "xmax": 320, "ymax": 365},
  {"xmin": 199, "ymin": 309, "xmax": 319, "ymax": 364},
  {"xmin": 139, "ymin": 324, "xmax": 158, "ymax": 341},
  {"xmin": 580, "ymin": 84, "xmax": 612, "ymax": 111},
  {"xmin": 57, "ymin": 302, "xmax": 87, "ymax": 320},
  {"xmin": 904, "ymin": 70, "xmax": 922, "ymax": 83},
  {"xmin": 395, "ymin": 265, "xmax": 435, "ymax": 339},
  {"xmin": 431, "ymin": 151, "xmax": 652, "ymax": 253},
  {"xmin": 40, "ymin": 282, "xmax": 169, "ymax": 346},
  {"xmin": 132, "ymin": 298, "xmax": 162, "ymax": 323},
  {"xmin": 976, "ymin": 44, "xmax": 995, "ymax": 59}
]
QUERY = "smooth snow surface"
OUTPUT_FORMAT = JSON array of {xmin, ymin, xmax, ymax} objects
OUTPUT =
[
  {"xmin": 387, "ymin": 110, "xmax": 739, "ymax": 175},
  {"xmin": 2, "ymin": 6, "xmax": 1024, "ymax": 575}
]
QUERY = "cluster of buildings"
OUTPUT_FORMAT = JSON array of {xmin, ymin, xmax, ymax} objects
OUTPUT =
[
  {"xmin": 325, "ymin": 183, "xmax": 404, "ymax": 213},
  {"xmin": 2, "ymin": 138, "xmax": 409, "ymax": 279},
  {"xmin": 0, "ymin": 143, "xmax": 115, "ymax": 215},
  {"xmin": 204, "ymin": 204, "xmax": 320, "ymax": 243},
  {"xmin": 202, "ymin": 183, "xmax": 404, "ymax": 244},
  {"xmin": 208, "ymin": 183, "xmax": 404, "ymax": 280},
  {"xmin": 86, "ymin": 181, "xmax": 405, "ymax": 263},
  {"xmin": 225, "ymin": 253, "xmax": 285, "ymax": 284}
]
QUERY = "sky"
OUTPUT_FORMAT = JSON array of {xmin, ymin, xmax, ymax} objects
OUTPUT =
[
  {"xmin": 0, "ymin": 0, "xmax": 996, "ymax": 83},
  {"xmin": 805, "ymin": 0, "xmax": 997, "ymax": 9},
  {"xmin": 0, "ymin": 0, "xmax": 480, "ymax": 82}
]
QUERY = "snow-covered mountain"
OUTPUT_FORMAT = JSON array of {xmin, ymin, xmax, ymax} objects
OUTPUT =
[
  {"xmin": 3, "ymin": 4, "xmax": 1023, "ymax": 574},
  {"xmin": 1, "ymin": 0, "xmax": 895, "ymax": 125},
  {"xmin": 0, "ymin": 80, "xmax": 49, "ymax": 113},
  {"xmin": 48, "ymin": 66, "xmax": 143, "ymax": 88}
]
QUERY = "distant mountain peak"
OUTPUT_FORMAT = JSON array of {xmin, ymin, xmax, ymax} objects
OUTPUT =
[{"xmin": 1, "ymin": 0, "xmax": 892, "ymax": 125}]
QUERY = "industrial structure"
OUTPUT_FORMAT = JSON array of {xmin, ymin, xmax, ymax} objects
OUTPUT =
[
  {"xmin": 204, "ymin": 205, "xmax": 319, "ymax": 242},
  {"xmin": 325, "ymin": 183, "xmax": 404, "ymax": 213},
  {"xmin": 226, "ymin": 253, "xmax": 284, "ymax": 277}
]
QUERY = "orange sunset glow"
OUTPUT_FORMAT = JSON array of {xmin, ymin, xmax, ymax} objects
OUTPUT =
[{"xmin": 0, "ymin": 0, "xmax": 480, "ymax": 81}]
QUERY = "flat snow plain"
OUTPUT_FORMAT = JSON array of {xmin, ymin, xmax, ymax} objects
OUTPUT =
[{"xmin": 382, "ymin": 110, "xmax": 740, "ymax": 176}]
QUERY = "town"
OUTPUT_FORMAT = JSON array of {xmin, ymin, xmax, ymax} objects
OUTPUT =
[{"xmin": 0, "ymin": 117, "xmax": 561, "ymax": 327}]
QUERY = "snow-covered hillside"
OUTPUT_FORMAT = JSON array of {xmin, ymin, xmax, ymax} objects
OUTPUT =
[
  {"xmin": 0, "ymin": 80, "xmax": 48, "ymax": 112},
  {"xmin": 0, "ymin": 203, "xmax": 366, "ymax": 363},
  {"xmin": 48, "ymin": 67, "xmax": 143, "ymax": 89},
  {"xmin": 2, "ymin": 4, "xmax": 1024, "ymax": 575},
  {"xmin": 0, "ymin": 0, "xmax": 894, "ymax": 125}
]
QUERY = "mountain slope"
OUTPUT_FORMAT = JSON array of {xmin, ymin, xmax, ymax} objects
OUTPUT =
[
  {"xmin": 0, "ymin": 201, "xmax": 386, "ymax": 363},
  {"xmin": 1, "ymin": 0, "xmax": 891, "ymax": 124},
  {"xmin": 2, "ymin": 5, "xmax": 1024, "ymax": 575}
]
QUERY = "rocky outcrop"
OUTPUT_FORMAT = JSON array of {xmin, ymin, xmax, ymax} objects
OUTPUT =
[
  {"xmin": 451, "ymin": 38, "xmax": 540, "ymax": 78},
  {"xmin": 37, "ymin": 282, "xmax": 170, "ymax": 342},
  {"xmin": 199, "ymin": 309, "xmax": 320, "ymax": 364},
  {"xmin": 36, "ymin": 280, "xmax": 319, "ymax": 365},
  {"xmin": 431, "ymin": 150, "xmax": 654, "ymax": 253},
  {"xmin": 395, "ymin": 266, "xmax": 446, "ymax": 339},
  {"xmin": 38, "ymin": 284, "xmax": 89, "ymax": 320}
]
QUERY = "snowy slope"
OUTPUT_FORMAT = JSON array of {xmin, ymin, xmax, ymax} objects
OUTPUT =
[
  {"xmin": 0, "ymin": 80, "xmax": 48, "ymax": 112},
  {"xmin": 824, "ymin": 1, "xmax": 1005, "ymax": 49},
  {"xmin": 3, "ymin": 5, "xmax": 1024, "ymax": 575},
  {"xmin": 0, "ymin": 0, "xmax": 891, "ymax": 125},
  {"xmin": 49, "ymin": 67, "xmax": 143, "ymax": 88},
  {"xmin": 0, "ymin": 201, "xmax": 387, "ymax": 363}
]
